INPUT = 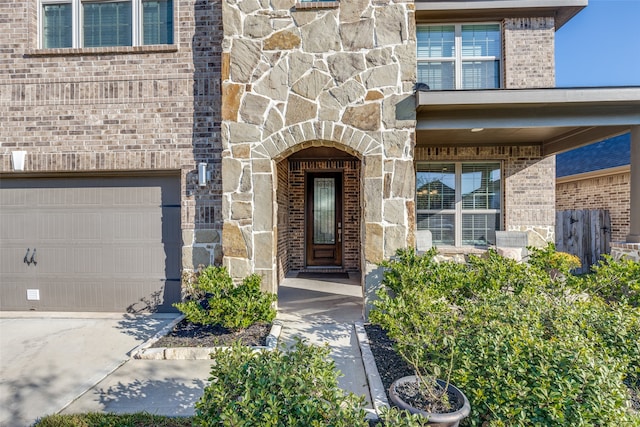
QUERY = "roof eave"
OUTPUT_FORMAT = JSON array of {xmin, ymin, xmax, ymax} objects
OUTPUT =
[{"xmin": 415, "ymin": 0, "xmax": 587, "ymax": 29}]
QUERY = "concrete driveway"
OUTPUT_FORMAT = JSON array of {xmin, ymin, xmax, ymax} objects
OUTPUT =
[{"xmin": 0, "ymin": 312, "xmax": 178, "ymax": 427}]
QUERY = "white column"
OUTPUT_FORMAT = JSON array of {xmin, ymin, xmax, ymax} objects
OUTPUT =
[{"xmin": 628, "ymin": 126, "xmax": 640, "ymax": 243}]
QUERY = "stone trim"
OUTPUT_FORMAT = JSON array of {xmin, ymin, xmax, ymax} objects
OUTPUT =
[
  {"xmin": 132, "ymin": 318, "xmax": 284, "ymax": 359},
  {"xmin": 25, "ymin": 45, "xmax": 179, "ymax": 58},
  {"xmin": 294, "ymin": 1, "xmax": 339, "ymax": 9},
  {"xmin": 254, "ymin": 121, "xmax": 376, "ymax": 162},
  {"xmin": 0, "ymin": 151, "xmax": 185, "ymax": 173},
  {"xmin": 610, "ymin": 242, "xmax": 640, "ymax": 262}
]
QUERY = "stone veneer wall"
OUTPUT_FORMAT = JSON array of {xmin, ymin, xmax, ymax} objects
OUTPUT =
[
  {"xmin": 503, "ymin": 17, "xmax": 555, "ymax": 89},
  {"xmin": 557, "ymin": 172, "xmax": 631, "ymax": 242},
  {"xmin": 221, "ymin": 0, "xmax": 417, "ymax": 293},
  {"xmin": 415, "ymin": 145, "xmax": 556, "ymax": 245},
  {"xmin": 610, "ymin": 242, "xmax": 640, "ymax": 262},
  {"xmin": 0, "ymin": 0, "xmax": 224, "ymax": 271}
]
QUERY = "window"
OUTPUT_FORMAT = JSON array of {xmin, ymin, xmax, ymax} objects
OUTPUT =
[
  {"xmin": 417, "ymin": 24, "xmax": 501, "ymax": 90},
  {"xmin": 40, "ymin": 0, "xmax": 173, "ymax": 49},
  {"xmin": 416, "ymin": 162, "xmax": 501, "ymax": 246}
]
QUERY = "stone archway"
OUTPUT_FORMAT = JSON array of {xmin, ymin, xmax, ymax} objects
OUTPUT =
[
  {"xmin": 221, "ymin": 122, "xmax": 379, "ymax": 290},
  {"xmin": 221, "ymin": 121, "xmax": 415, "ymax": 318}
]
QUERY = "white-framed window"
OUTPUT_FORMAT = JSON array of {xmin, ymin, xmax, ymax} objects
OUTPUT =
[
  {"xmin": 40, "ymin": 0, "xmax": 173, "ymax": 49},
  {"xmin": 417, "ymin": 23, "xmax": 501, "ymax": 90},
  {"xmin": 416, "ymin": 162, "xmax": 502, "ymax": 247}
]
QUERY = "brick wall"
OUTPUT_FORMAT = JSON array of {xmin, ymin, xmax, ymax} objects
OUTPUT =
[
  {"xmin": 287, "ymin": 159, "xmax": 361, "ymax": 272},
  {"xmin": 276, "ymin": 160, "xmax": 289, "ymax": 280},
  {"xmin": 557, "ymin": 172, "xmax": 631, "ymax": 242},
  {"xmin": 503, "ymin": 17, "xmax": 555, "ymax": 89},
  {"xmin": 0, "ymin": 0, "xmax": 223, "ymax": 267}
]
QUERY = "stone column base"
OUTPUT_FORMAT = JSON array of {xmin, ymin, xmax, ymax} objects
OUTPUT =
[{"xmin": 610, "ymin": 242, "xmax": 640, "ymax": 262}]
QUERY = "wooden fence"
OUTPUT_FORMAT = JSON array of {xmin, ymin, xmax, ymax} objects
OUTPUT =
[{"xmin": 555, "ymin": 209, "xmax": 611, "ymax": 275}]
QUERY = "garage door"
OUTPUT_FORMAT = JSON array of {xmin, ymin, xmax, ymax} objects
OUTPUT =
[{"xmin": 0, "ymin": 175, "xmax": 181, "ymax": 312}]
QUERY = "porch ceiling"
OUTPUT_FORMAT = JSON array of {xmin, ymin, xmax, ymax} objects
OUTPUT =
[{"xmin": 415, "ymin": 87, "xmax": 640, "ymax": 156}]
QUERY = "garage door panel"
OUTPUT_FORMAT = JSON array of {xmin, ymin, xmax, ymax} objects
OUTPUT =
[
  {"xmin": 0, "ymin": 283, "xmax": 34, "ymax": 310},
  {"xmin": 113, "ymin": 247, "xmax": 146, "ymax": 276},
  {"xmin": 73, "ymin": 187, "xmax": 103, "ymax": 206},
  {"xmin": 0, "ymin": 247, "xmax": 33, "ymax": 274},
  {"xmin": 0, "ymin": 175, "xmax": 181, "ymax": 312},
  {"xmin": 1, "ymin": 211, "xmax": 38, "ymax": 241},
  {"xmin": 72, "ymin": 247, "xmax": 104, "ymax": 274},
  {"xmin": 113, "ymin": 212, "xmax": 158, "ymax": 241},
  {"xmin": 39, "ymin": 213, "xmax": 70, "ymax": 240},
  {"xmin": 72, "ymin": 213, "xmax": 103, "ymax": 240}
]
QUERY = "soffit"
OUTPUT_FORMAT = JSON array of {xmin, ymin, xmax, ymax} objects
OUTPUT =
[
  {"xmin": 414, "ymin": 0, "xmax": 587, "ymax": 29},
  {"xmin": 415, "ymin": 87, "xmax": 640, "ymax": 155}
]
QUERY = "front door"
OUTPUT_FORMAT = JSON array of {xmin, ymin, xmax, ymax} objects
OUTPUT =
[{"xmin": 306, "ymin": 172, "xmax": 342, "ymax": 267}]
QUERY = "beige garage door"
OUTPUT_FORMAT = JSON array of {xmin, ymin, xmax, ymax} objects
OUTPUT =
[{"xmin": 0, "ymin": 175, "xmax": 181, "ymax": 312}]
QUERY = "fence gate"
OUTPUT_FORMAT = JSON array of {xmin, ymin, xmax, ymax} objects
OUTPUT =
[{"xmin": 555, "ymin": 209, "xmax": 611, "ymax": 274}]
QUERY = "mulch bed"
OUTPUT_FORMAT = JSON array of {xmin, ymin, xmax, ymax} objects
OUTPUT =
[
  {"xmin": 363, "ymin": 323, "xmax": 414, "ymax": 404},
  {"xmin": 151, "ymin": 319, "xmax": 271, "ymax": 348},
  {"xmin": 149, "ymin": 320, "xmax": 405, "ymax": 395}
]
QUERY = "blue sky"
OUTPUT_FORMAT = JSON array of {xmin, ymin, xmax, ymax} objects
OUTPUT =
[{"xmin": 555, "ymin": 0, "xmax": 640, "ymax": 87}]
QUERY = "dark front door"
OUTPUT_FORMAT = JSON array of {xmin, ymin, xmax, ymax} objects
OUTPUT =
[{"xmin": 306, "ymin": 172, "xmax": 342, "ymax": 267}]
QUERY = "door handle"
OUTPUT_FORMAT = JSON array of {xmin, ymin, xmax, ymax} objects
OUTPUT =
[{"xmin": 23, "ymin": 248, "xmax": 37, "ymax": 266}]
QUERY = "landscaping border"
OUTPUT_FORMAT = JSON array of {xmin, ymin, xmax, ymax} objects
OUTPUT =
[
  {"xmin": 355, "ymin": 321, "xmax": 389, "ymax": 418},
  {"xmin": 131, "ymin": 317, "xmax": 283, "ymax": 360}
]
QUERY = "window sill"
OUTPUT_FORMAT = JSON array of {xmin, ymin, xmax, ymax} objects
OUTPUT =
[
  {"xmin": 25, "ymin": 44, "xmax": 178, "ymax": 58},
  {"xmin": 294, "ymin": 1, "xmax": 339, "ymax": 9},
  {"xmin": 432, "ymin": 245, "xmax": 489, "ymax": 255}
]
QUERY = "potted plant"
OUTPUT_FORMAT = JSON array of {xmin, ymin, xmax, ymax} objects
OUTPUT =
[
  {"xmin": 389, "ymin": 377, "xmax": 470, "ymax": 427},
  {"xmin": 371, "ymin": 248, "xmax": 471, "ymax": 426}
]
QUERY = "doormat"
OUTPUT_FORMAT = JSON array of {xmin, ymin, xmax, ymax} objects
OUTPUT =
[{"xmin": 297, "ymin": 272, "xmax": 350, "ymax": 279}]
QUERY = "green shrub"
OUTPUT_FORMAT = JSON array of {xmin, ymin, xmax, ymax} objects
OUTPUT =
[
  {"xmin": 193, "ymin": 339, "xmax": 368, "ymax": 427},
  {"xmin": 379, "ymin": 247, "xmax": 470, "ymax": 300},
  {"xmin": 371, "ymin": 247, "xmax": 640, "ymax": 427},
  {"xmin": 452, "ymin": 290, "xmax": 639, "ymax": 426},
  {"xmin": 377, "ymin": 406, "xmax": 432, "ymax": 426},
  {"xmin": 174, "ymin": 266, "xmax": 276, "ymax": 331},
  {"xmin": 582, "ymin": 255, "xmax": 640, "ymax": 307},
  {"xmin": 527, "ymin": 243, "xmax": 582, "ymax": 280}
]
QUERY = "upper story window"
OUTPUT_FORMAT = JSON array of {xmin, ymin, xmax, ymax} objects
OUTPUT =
[
  {"xmin": 417, "ymin": 24, "xmax": 501, "ymax": 90},
  {"xmin": 40, "ymin": 0, "xmax": 173, "ymax": 49}
]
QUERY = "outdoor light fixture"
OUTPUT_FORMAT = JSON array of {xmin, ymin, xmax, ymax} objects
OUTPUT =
[
  {"xmin": 11, "ymin": 151, "xmax": 26, "ymax": 171},
  {"xmin": 198, "ymin": 162, "xmax": 211, "ymax": 187}
]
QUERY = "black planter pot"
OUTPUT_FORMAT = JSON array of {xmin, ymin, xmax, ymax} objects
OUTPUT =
[{"xmin": 389, "ymin": 376, "xmax": 471, "ymax": 427}]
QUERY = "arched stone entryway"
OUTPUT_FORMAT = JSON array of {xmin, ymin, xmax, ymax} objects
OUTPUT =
[{"xmin": 221, "ymin": 121, "xmax": 415, "ymax": 314}]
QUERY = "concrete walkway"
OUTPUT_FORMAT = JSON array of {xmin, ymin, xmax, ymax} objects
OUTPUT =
[
  {"xmin": 4, "ymin": 274, "xmax": 372, "ymax": 425},
  {"xmin": 276, "ymin": 273, "xmax": 372, "ymax": 410}
]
